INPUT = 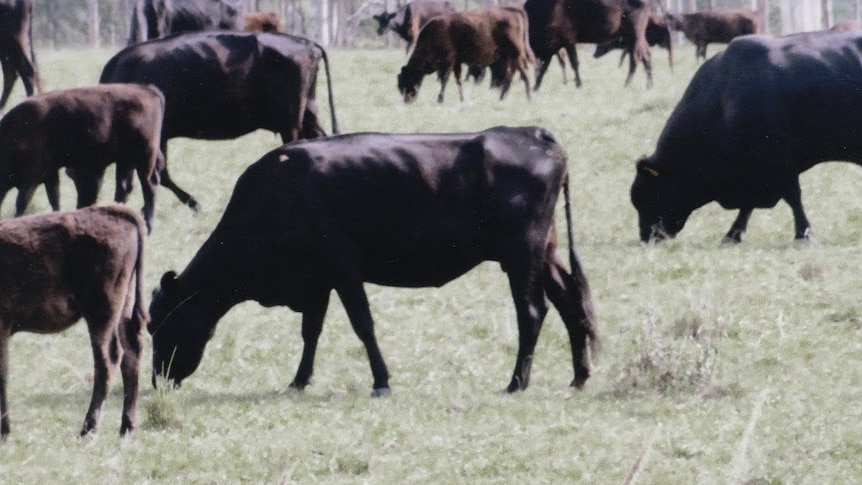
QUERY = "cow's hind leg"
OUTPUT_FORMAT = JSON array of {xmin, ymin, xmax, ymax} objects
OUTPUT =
[
  {"xmin": 544, "ymin": 250, "xmax": 597, "ymax": 389},
  {"xmin": 722, "ymin": 208, "xmax": 754, "ymax": 244},
  {"xmin": 0, "ymin": 56, "xmax": 19, "ymax": 113},
  {"xmin": 436, "ymin": 68, "xmax": 452, "ymax": 104},
  {"xmin": 14, "ymin": 184, "xmax": 38, "ymax": 216},
  {"xmin": 784, "ymin": 177, "xmax": 812, "ymax": 240},
  {"xmin": 534, "ymin": 58, "xmax": 551, "ymax": 91},
  {"xmin": 1, "ymin": 329, "xmax": 10, "ymax": 437},
  {"xmin": 82, "ymin": 315, "xmax": 123, "ymax": 436},
  {"xmin": 70, "ymin": 168, "xmax": 105, "ymax": 209},
  {"xmin": 118, "ymin": 302, "xmax": 143, "ymax": 435},
  {"xmin": 44, "ymin": 170, "xmax": 61, "ymax": 211},
  {"xmin": 288, "ymin": 290, "xmax": 330, "ymax": 391},
  {"xmin": 566, "ymin": 46, "xmax": 582, "ymax": 88},
  {"xmin": 157, "ymin": 144, "xmax": 200, "ymax": 212},
  {"xmin": 503, "ymin": 246, "xmax": 550, "ymax": 392},
  {"xmin": 453, "ymin": 63, "xmax": 464, "ymax": 102},
  {"xmin": 336, "ymin": 282, "xmax": 390, "ymax": 396}
]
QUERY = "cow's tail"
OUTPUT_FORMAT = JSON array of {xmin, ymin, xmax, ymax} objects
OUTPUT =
[
  {"xmin": 315, "ymin": 41, "xmax": 340, "ymax": 135},
  {"xmin": 562, "ymin": 173, "xmax": 600, "ymax": 356},
  {"xmin": 518, "ymin": 7, "xmax": 537, "ymax": 66},
  {"xmin": 129, "ymin": 210, "xmax": 150, "ymax": 326}
]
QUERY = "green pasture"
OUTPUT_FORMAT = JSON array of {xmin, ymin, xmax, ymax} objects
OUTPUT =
[{"xmin": 0, "ymin": 45, "xmax": 861, "ymax": 483}]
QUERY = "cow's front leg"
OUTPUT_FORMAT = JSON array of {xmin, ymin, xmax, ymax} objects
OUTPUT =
[
  {"xmin": 503, "ymin": 244, "xmax": 549, "ymax": 392},
  {"xmin": 1, "ymin": 330, "xmax": 10, "ymax": 437},
  {"xmin": 722, "ymin": 208, "xmax": 754, "ymax": 244},
  {"xmin": 453, "ymin": 63, "xmax": 464, "ymax": 102},
  {"xmin": 437, "ymin": 68, "xmax": 452, "ymax": 104},
  {"xmin": 784, "ymin": 178, "xmax": 812, "ymax": 240},
  {"xmin": 288, "ymin": 290, "xmax": 330, "ymax": 391},
  {"xmin": 336, "ymin": 282, "xmax": 390, "ymax": 396}
]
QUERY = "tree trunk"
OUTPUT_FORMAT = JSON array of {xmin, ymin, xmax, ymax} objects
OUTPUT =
[
  {"xmin": 87, "ymin": 0, "xmax": 100, "ymax": 47},
  {"xmin": 317, "ymin": 0, "xmax": 330, "ymax": 45},
  {"xmin": 757, "ymin": 0, "xmax": 770, "ymax": 34},
  {"xmin": 821, "ymin": 0, "xmax": 833, "ymax": 29},
  {"xmin": 781, "ymin": 0, "xmax": 820, "ymax": 34}
]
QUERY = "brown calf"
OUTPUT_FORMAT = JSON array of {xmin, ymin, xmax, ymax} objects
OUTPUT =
[
  {"xmin": 243, "ymin": 11, "xmax": 282, "ymax": 33},
  {"xmin": 397, "ymin": 6, "xmax": 535, "ymax": 103},
  {"xmin": 0, "ymin": 84, "xmax": 164, "ymax": 232},
  {"xmin": 0, "ymin": 205, "xmax": 148, "ymax": 437},
  {"xmin": 666, "ymin": 10, "xmax": 760, "ymax": 61}
]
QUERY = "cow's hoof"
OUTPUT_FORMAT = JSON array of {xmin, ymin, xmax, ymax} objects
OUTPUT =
[
  {"xmin": 287, "ymin": 382, "xmax": 306, "ymax": 392},
  {"xmin": 570, "ymin": 376, "xmax": 588, "ymax": 390},
  {"xmin": 188, "ymin": 199, "xmax": 201, "ymax": 213},
  {"xmin": 370, "ymin": 387, "xmax": 391, "ymax": 398}
]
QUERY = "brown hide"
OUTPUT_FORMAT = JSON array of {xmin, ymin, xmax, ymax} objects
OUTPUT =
[
  {"xmin": 397, "ymin": 6, "xmax": 535, "ymax": 103},
  {"xmin": 243, "ymin": 11, "xmax": 282, "ymax": 33},
  {"xmin": 0, "ymin": 205, "xmax": 148, "ymax": 437},
  {"xmin": 667, "ymin": 10, "xmax": 760, "ymax": 61},
  {"xmin": 0, "ymin": 84, "xmax": 165, "ymax": 232}
]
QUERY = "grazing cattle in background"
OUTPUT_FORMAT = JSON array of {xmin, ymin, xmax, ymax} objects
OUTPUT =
[
  {"xmin": 0, "ymin": 84, "xmax": 164, "ymax": 233},
  {"xmin": 243, "ymin": 11, "xmax": 282, "ymax": 33},
  {"xmin": 631, "ymin": 32, "xmax": 862, "ymax": 243},
  {"xmin": 0, "ymin": 205, "xmax": 148, "ymax": 437},
  {"xmin": 830, "ymin": 20, "xmax": 860, "ymax": 32},
  {"xmin": 373, "ymin": 0, "xmax": 457, "ymax": 52},
  {"xmin": 666, "ymin": 10, "xmax": 759, "ymax": 61},
  {"xmin": 594, "ymin": 14, "xmax": 673, "ymax": 72},
  {"xmin": 0, "ymin": 0, "xmax": 41, "ymax": 113},
  {"xmin": 148, "ymin": 126, "xmax": 599, "ymax": 397},
  {"xmin": 397, "ymin": 7, "xmax": 535, "ymax": 103},
  {"xmin": 100, "ymin": 32, "xmax": 339, "ymax": 212},
  {"xmin": 524, "ymin": 0, "xmax": 653, "ymax": 90},
  {"xmin": 128, "ymin": 0, "xmax": 242, "ymax": 44}
]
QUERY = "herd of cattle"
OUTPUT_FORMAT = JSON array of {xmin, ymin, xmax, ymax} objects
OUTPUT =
[{"xmin": 1, "ymin": 0, "xmax": 862, "ymax": 439}]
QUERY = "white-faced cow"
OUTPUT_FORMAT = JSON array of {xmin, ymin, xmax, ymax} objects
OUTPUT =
[
  {"xmin": 0, "ymin": 0, "xmax": 41, "ymax": 113},
  {"xmin": 100, "ymin": 32, "xmax": 339, "ymax": 212},
  {"xmin": 632, "ymin": 32, "xmax": 862, "ymax": 243},
  {"xmin": 148, "ymin": 126, "xmax": 599, "ymax": 398},
  {"xmin": 665, "ymin": 10, "xmax": 760, "ymax": 62},
  {"xmin": 0, "ymin": 84, "xmax": 164, "ymax": 233},
  {"xmin": 128, "ymin": 0, "xmax": 242, "ymax": 45},
  {"xmin": 373, "ymin": 0, "xmax": 457, "ymax": 52},
  {"xmin": 524, "ymin": 0, "xmax": 653, "ymax": 90},
  {"xmin": 397, "ymin": 6, "xmax": 535, "ymax": 103},
  {"xmin": 0, "ymin": 205, "xmax": 148, "ymax": 437}
]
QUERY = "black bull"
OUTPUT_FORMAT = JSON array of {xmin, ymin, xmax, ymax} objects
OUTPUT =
[
  {"xmin": 632, "ymin": 32, "xmax": 862, "ymax": 243},
  {"xmin": 147, "ymin": 127, "xmax": 599, "ymax": 396},
  {"xmin": 100, "ymin": 32, "xmax": 339, "ymax": 211}
]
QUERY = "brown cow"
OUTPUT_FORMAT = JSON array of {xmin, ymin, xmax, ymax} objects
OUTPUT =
[
  {"xmin": 397, "ymin": 6, "xmax": 535, "ymax": 103},
  {"xmin": 666, "ymin": 10, "xmax": 760, "ymax": 61},
  {"xmin": 0, "ymin": 0, "xmax": 42, "ymax": 113},
  {"xmin": 243, "ymin": 11, "xmax": 282, "ymax": 33},
  {"xmin": 0, "ymin": 84, "xmax": 164, "ymax": 233},
  {"xmin": 830, "ymin": 20, "xmax": 860, "ymax": 32},
  {"xmin": 0, "ymin": 205, "xmax": 148, "ymax": 437},
  {"xmin": 373, "ymin": 0, "xmax": 457, "ymax": 52},
  {"xmin": 594, "ymin": 14, "xmax": 674, "ymax": 73},
  {"xmin": 524, "ymin": 0, "xmax": 654, "ymax": 90}
]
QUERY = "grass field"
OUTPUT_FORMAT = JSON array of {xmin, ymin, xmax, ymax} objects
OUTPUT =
[{"xmin": 0, "ymin": 44, "xmax": 861, "ymax": 484}]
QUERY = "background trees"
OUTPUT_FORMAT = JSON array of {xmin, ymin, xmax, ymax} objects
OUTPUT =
[{"xmin": 29, "ymin": 0, "xmax": 862, "ymax": 48}]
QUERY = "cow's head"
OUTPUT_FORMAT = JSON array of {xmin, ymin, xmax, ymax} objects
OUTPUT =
[
  {"xmin": 147, "ymin": 271, "xmax": 215, "ymax": 387},
  {"xmin": 373, "ymin": 12, "xmax": 397, "ymax": 35},
  {"xmin": 397, "ymin": 66, "xmax": 422, "ymax": 103},
  {"xmin": 630, "ymin": 158, "xmax": 691, "ymax": 242}
]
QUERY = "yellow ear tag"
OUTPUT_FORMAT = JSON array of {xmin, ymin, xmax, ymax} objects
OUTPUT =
[
  {"xmin": 643, "ymin": 166, "xmax": 659, "ymax": 177},
  {"xmin": 278, "ymin": 154, "xmax": 290, "ymax": 163}
]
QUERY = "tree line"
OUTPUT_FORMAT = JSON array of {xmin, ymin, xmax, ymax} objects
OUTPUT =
[{"xmin": 31, "ymin": 0, "xmax": 862, "ymax": 48}]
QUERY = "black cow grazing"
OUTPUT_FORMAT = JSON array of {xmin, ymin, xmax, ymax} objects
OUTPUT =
[
  {"xmin": 594, "ymin": 14, "xmax": 673, "ymax": 73},
  {"xmin": 524, "ymin": 0, "xmax": 653, "ymax": 90},
  {"xmin": 397, "ymin": 7, "xmax": 535, "ymax": 103},
  {"xmin": 100, "ymin": 32, "xmax": 339, "ymax": 212},
  {"xmin": 666, "ymin": 10, "xmax": 759, "ymax": 61},
  {"xmin": 0, "ymin": 84, "xmax": 164, "ymax": 233},
  {"xmin": 0, "ymin": 205, "xmax": 148, "ymax": 437},
  {"xmin": 373, "ymin": 0, "xmax": 457, "ymax": 52},
  {"xmin": 0, "ymin": 0, "xmax": 41, "ymax": 113},
  {"xmin": 148, "ymin": 126, "xmax": 599, "ymax": 397},
  {"xmin": 631, "ymin": 32, "xmax": 862, "ymax": 243},
  {"xmin": 128, "ymin": 0, "xmax": 242, "ymax": 45}
]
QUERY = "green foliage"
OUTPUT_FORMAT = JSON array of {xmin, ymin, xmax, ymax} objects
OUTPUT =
[{"xmin": 1, "ymin": 44, "xmax": 861, "ymax": 483}]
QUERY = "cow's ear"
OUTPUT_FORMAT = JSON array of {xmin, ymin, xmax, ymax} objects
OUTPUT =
[
  {"xmin": 160, "ymin": 271, "xmax": 178, "ymax": 293},
  {"xmin": 637, "ymin": 159, "xmax": 660, "ymax": 177}
]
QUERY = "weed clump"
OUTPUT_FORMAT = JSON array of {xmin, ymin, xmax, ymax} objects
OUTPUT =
[{"xmin": 143, "ymin": 375, "xmax": 183, "ymax": 430}]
